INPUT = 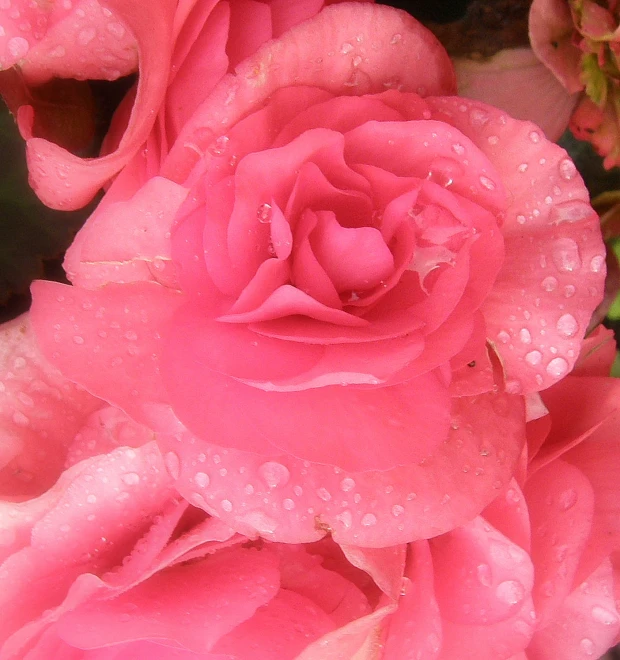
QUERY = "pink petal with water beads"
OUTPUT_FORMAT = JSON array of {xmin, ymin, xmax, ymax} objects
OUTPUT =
[
  {"xmin": 527, "ymin": 559, "xmax": 620, "ymax": 659},
  {"xmin": 382, "ymin": 542, "xmax": 443, "ymax": 659},
  {"xmin": 22, "ymin": 0, "xmax": 177, "ymax": 209},
  {"xmin": 524, "ymin": 459, "xmax": 594, "ymax": 628},
  {"xmin": 0, "ymin": 313, "xmax": 101, "ymax": 500},
  {"xmin": 427, "ymin": 97, "xmax": 605, "ymax": 393},
  {"xmin": 162, "ymin": 3, "xmax": 456, "ymax": 184},
  {"xmin": 431, "ymin": 516, "xmax": 536, "ymax": 658},
  {"xmin": 0, "ymin": 0, "xmax": 137, "ymax": 81},
  {"xmin": 30, "ymin": 280, "xmax": 183, "ymax": 430},
  {"xmin": 157, "ymin": 391, "xmax": 525, "ymax": 546},
  {"xmin": 64, "ymin": 176, "xmax": 188, "ymax": 289},
  {"xmin": 57, "ymin": 546, "xmax": 281, "ymax": 654}
]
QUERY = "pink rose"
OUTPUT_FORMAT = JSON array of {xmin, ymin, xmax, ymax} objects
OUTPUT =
[
  {"xmin": 1, "ymin": 0, "xmax": 365, "ymax": 209},
  {"xmin": 30, "ymin": 3, "xmax": 606, "ymax": 546},
  {"xmin": 1, "ymin": 322, "xmax": 618, "ymax": 659}
]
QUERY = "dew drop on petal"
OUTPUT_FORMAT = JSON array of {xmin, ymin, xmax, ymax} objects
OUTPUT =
[
  {"xmin": 479, "ymin": 175, "xmax": 496, "ymax": 190},
  {"xmin": 556, "ymin": 314, "xmax": 578, "ymax": 338},
  {"xmin": 257, "ymin": 203, "xmax": 272, "ymax": 224},
  {"xmin": 164, "ymin": 452, "xmax": 180, "ymax": 480},
  {"xmin": 579, "ymin": 638, "xmax": 595, "ymax": 656},
  {"xmin": 391, "ymin": 504, "xmax": 405, "ymax": 517},
  {"xmin": 496, "ymin": 580, "xmax": 525, "ymax": 605},
  {"xmin": 221, "ymin": 499, "xmax": 233, "ymax": 512},
  {"xmin": 546, "ymin": 357, "xmax": 569, "ymax": 378},
  {"xmin": 121, "ymin": 472, "xmax": 140, "ymax": 486},
  {"xmin": 552, "ymin": 238, "xmax": 581, "ymax": 272},
  {"xmin": 590, "ymin": 255, "xmax": 605, "ymax": 273},
  {"xmin": 558, "ymin": 488, "xmax": 578, "ymax": 510},
  {"xmin": 282, "ymin": 498, "xmax": 295, "ymax": 510},
  {"xmin": 559, "ymin": 158, "xmax": 577, "ymax": 180},
  {"xmin": 591, "ymin": 605, "xmax": 619, "ymax": 626},
  {"xmin": 258, "ymin": 462, "xmax": 290, "ymax": 488},
  {"xmin": 519, "ymin": 328, "xmax": 532, "ymax": 344},
  {"xmin": 194, "ymin": 472, "xmax": 210, "ymax": 488},
  {"xmin": 336, "ymin": 510, "xmax": 353, "ymax": 528},
  {"xmin": 541, "ymin": 276, "xmax": 558, "ymax": 291},
  {"xmin": 340, "ymin": 477, "xmax": 355, "ymax": 492},
  {"xmin": 525, "ymin": 350, "xmax": 542, "ymax": 366},
  {"xmin": 361, "ymin": 513, "xmax": 377, "ymax": 527},
  {"xmin": 317, "ymin": 488, "xmax": 331, "ymax": 501},
  {"xmin": 477, "ymin": 563, "xmax": 493, "ymax": 587}
]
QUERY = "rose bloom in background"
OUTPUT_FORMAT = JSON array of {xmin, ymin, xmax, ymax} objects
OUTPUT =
[
  {"xmin": 0, "ymin": 0, "xmax": 371, "ymax": 210},
  {"xmin": 529, "ymin": 0, "xmax": 620, "ymax": 168},
  {"xmin": 0, "ymin": 318, "xmax": 619, "ymax": 658},
  {"xmin": 0, "ymin": 0, "xmax": 617, "ymax": 658}
]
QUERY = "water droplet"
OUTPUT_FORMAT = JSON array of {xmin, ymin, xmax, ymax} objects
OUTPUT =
[
  {"xmin": 591, "ymin": 605, "xmax": 618, "ymax": 626},
  {"xmin": 559, "ymin": 158, "xmax": 577, "ymax": 180},
  {"xmin": 579, "ymin": 638, "xmax": 595, "ymax": 655},
  {"xmin": 590, "ymin": 255, "xmax": 605, "ymax": 272},
  {"xmin": 552, "ymin": 238, "xmax": 581, "ymax": 272},
  {"xmin": 519, "ymin": 328, "xmax": 532, "ymax": 344},
  {"xmin": 541, "ymin": 276, "xmax": 558, "ymax": 291},
  {"xmin": 220, "ymin": 499, "xmax": 233, "ymax": 512},
  {"xmin": 517, "ymin": 163, "xmax": 528, "ymax": 173},
  {"xmin": 547, "ymin": 357, "xmax": 569, "ymax": 378},
  {"xmin": 496, "ymin": 580, "xmax": 525, "ymax": 605},
  {"xmin": 479, "ymin": 175, "xmax": 496, "ymax": 190},
  {"xmin": 528, "ymin": 130, "xmax": 541, "ymax": 143},
  {"xmin": 361, "ymin": 513, "xmax": 377, "ymax": 526},
  {"xmin": 7, "ymin": 36, "xmax": 29, "ymax": 59},
  {"xmin": 469, "ymin": 108, "xmax": 489, "ymax": 126},
  {"xmin": 17, "ymin": 392, "xmax": 34, "ymax": 407},
  {"xmin": 164, "ymin": 452, "xmax": 180, "ymax": 480},
  {"xmin": 336, "ymin": 510, "xmax": 352, "ymax": 528},
  {"xmin": 497, "ymin": 330, "xmax": 510, "ymax": 343},
  {"xmin": 258, "ymin": 462, "xmax": 290, "ymax": 488},
  {"xmin": 558, "ymin": 488, "xmax": 578, "ymax": 510},
  {"xmin": 550, "ymin": 200, "xmax": 592, "ymax": 224},
  {"xmin": 451, "ymin": 143, "xmax": 465, "ymax": 156},
  {"xmin": 282, "ymin": 498, "xmax": 295, "ymax": 510},
  {"xmin": 392, "ymin": 504, "xmax": 405, "ymax": 517},
  {"xmin": 122, "ymin": 472, "xmax": 140, "ymax": 486},
  {"xmin": 208, "ymin": 135, "xmax": 230, "ymax": 156},
  {"xmin": 525, "ymin": 350, "xmax": 542, "ymax": 366},
  {"xmin": 563, "ymin": 284, "xmax": 576, "ymax": 298},
  {"xmin": 77, "ymin": 27, "xmax": 96, "ymax": 45},
  {"xmin": 317, "ymin": 488, "xmax": 331, "ymax": 501},
  {"xmin": 86, "ymin": 494, "xmax": 97, "ymax": 504},
  {"xmin": 340, "ymin": 477, "xmax": 355, "ymax": 492},
  {"xmin": 390, "ymin": 33, "xmax": 402, "ymax": 45},
  {"xmin": 340, "ymin": 42, "xmax": 353, "ymax": 54},
  {"xmin": 556, "ymin": 313, "xmax": 578, "ymax": 338},
  {"xmin": 124, "ymin": 330, "xmax": 138, "ymax": 341},
  {"xmin": 194, "ymin": 472, "xmax": 210, "ymax": 488},
  {"xmin": 106, "ymin": 22, "xmax": 125, "ymax": 38},
  {"xmin": 487, "ymin": 135, "xmax": 499, "ymax": 145},
  {"xmin": 516, "ymin": 214, "xmax": 526, "ymax": 224},
  {"xmin": 12, "ymin": 410, "xmax": 29, "ymax": 426},
  {"xmin": 257, "ymin": 203, "xmax": 272, "ymax": 224},
  {"xmin": 73, "ymin": 335, "xmax": 84, "ymax": 345},
  {"xmin": 477, "ymin": 563, "xmax": 493, "ymax": 587}
]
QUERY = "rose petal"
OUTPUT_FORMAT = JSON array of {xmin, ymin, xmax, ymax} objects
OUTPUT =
[
  {"xmin": 158, "ymin": 392, "xmax": 525, "ymax": 546},
  {"xmin": 427, "ymin": 96, "xmax": 605, "ymax": 392}
]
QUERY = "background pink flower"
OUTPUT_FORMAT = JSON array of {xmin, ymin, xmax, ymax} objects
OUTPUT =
[{"xmin": 1, "ymin": 0, "xmax": 371, "ymax": 210}]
